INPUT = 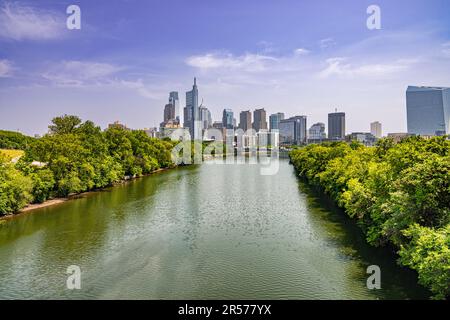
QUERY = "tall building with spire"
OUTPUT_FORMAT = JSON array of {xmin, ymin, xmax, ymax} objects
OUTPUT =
[{"xmin": 186, "ymin": 78, "xmax": 201, "ymax": 140}]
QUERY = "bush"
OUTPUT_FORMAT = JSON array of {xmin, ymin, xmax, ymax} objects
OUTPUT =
[
  {"xmin": 0, "ymin": 160, "xmax": 33, "ymax": 214},
  {"xmin": 290, "ymin": 137, "xmax": 450, "ymax": 299},
  {"xmin": 399, "ymin": 224, "xmax": 450, "ymax": 300}
]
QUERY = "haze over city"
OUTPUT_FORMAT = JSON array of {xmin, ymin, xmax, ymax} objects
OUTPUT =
[{"xmin": 1, "ymin": 0, "xmax": 450, "ymax": 136}]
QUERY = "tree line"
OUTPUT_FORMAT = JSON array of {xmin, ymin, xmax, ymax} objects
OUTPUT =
[
  {"xmin": 290, "ymin": 137, "xmax": 450, "ymax": 299},
  {"xmin": 0, "ymin": 130, "xmax": 35, "ymax": 150},
  {"xmin": 0, "ymin": 115, "xmax": 177, "ymax": 215}
]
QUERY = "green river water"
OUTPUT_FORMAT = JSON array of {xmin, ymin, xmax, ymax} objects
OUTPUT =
[{"xmin": 0, "ymin": 159, "xmax": 429, "ymax": 299}]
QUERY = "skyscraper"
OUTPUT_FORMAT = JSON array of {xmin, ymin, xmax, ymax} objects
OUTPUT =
[
  {"xmin": 370, "ymin": 121, "xmax": 382, "ymax": 138},
  {"xmin": 199, "ymin": 106, "xmax": 212, "ymax": 130},
  {"xmin": 163, "ymin": 103, "xmax": 175, "ymax": 123},
  {"xmin": 308, "ymin": 122, "xmax": 326, "ymax": 142},
  {"xmin": 328, "ymin": 111, "xmax": 346, "ymax": 140},
  {"xmin": 406, "ymin": 86, "xmax": 450, "ymax": 136},
  {"xmin": 222, "ymin": 109, "xmax": 234, "ymax": 129},
  {"xmin": 169, "ymin": 91, "xmax": 180, "ymax": 122},
  {"xmin": 239, "ymin": 110, "xmax": 252, "ymax": 131},
  {"xmin": 269, "ymin": 113, "xmax": 285, "ymax": 131},
  {"xmin": 279, "ymin": 116, "xmax": 307, "ymax": 145},
  {"xmin": 186, "ymin": 78, "xmax": 200, "ymax": 140},
  {"xmin": 253, "ymin": 108, "xmax": 267, "ymax": 132}
]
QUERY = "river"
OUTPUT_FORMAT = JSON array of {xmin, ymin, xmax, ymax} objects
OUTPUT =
[{"xmin": 0, "ymin": 158, "xmax": 429, "ymax": 299}]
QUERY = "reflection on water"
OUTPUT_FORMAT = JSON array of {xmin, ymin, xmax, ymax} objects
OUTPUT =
[{"xmin": 0, "ymin": 159, "xmax": 429, "ymax": 299}]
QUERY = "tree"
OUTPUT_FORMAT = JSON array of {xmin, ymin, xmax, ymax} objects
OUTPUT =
[
  {"xmin": 0, "ymin": 130, "xmax": 35, "ymax": 150},
  {"xmin": 0, "ymin": 160, "xmax": 33, "ymax": 214},
  {"xmin": 48, "ymin": 115, "xmax": 82, "ymax": 135},
  {"xmin": 289, "ymin": 137, "xmax": 450, "ymax": 299}
]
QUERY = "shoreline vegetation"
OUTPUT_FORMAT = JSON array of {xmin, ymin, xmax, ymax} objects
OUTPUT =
[
  {"xmin": 0, "ymin": 166, "xmax": 172, "ymax": 221},
  {"xmin": 289, "ymin": 137, "xmax": 450, "ymax": 300},
  {"xmin": 0, "ymin": 115, "xmax": 183, "ymax": 218}
]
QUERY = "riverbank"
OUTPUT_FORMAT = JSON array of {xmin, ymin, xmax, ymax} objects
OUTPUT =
[
  {"xmin": 0, "ymin": 166, "xmax": 174, "ymax": 221},
  {"xmin": 289, "ymin": 138, "xmax": 450, "ymax": 300}
]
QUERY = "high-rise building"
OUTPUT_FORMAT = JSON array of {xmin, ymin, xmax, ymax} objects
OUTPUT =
[
  {"xmin": 222, "ymin": 109, "xmax": 234, "ymax": 129},
  {"xmin": 269, "ymin": 113, "xmax": 285, "ymax": 131},
  {"xmin": 406, "ymin": 86, "xmax": 450, "ymax": 136},
  {"xmin": 279, "ymin": 118, "xmax": 297, "ymax": 145},
  {"xmin": 253, "ymin": 108, "xmax": 268, "ymax": 132},
  {"xmin": 308, "ymin": 122, "xmax": 326, "ymax": 142},
  {"xmin": 370, "ymin": 121, "xmax": 382, "ymax": 138},
  {"xmin": 199, "ymin": 106, "xmax": 212, "ymax": 130},
  {"xmin": 163, "ymin": 103, "xmax": 175, "ymax": 123},
  {"xmin": 186, "ymin": 78, "xmax": 201, "ymax": 140},
  {"xmin": 279, "ymin": 116, "xmax": 307, "ymax": 145},
  {"xmin": 346, "ymin": 132, "xmax": 377, "ymax": 146},
  {"xmin": 239, "ymin": 110, "xmax": 252, "ymax": 131},
  {"xmin": 328, "ymin": 111, "xmax": 346, "ymax": 140},
  {"xmin": 212, "ymin": 121, "xmax": 223, "ymax": 130},
  {"xmin": 169, "ymin": 91, "xmax": 180, "ymax": 122},
  {"xmin": 183, "ymin": 105, "xmax": 192, "ymax": 130}
]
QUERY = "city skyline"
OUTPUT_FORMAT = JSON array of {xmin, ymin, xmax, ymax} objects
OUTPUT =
[{"xmin": 1, "ymin": 0, "xmax": 450, "ymax": 135}]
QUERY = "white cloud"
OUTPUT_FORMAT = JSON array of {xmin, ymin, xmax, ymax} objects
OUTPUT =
[
  {"xmin": 318, "ymin": 57, "xmax": 411, "ymax": 78},
  {"xmin": 186, "ymin": 52, "xmax": 278, "ymax": 72},
  {"xmin": 42, "ymin": 61, "xmax": 123, "ymax": 86},
  {"xmin": 39, "ymin": 61, "xmax": 170, "ymax": 100},
  {"xmin": 0, "ymin": 59, "xmax": 14, "ymax": 77},
  {"xmin": 294, "ymin": 48, "xmax": 310, "ymax": 55},
  {"xmin": 119, "ymin": 79, "xmax": 165, "ymax": 100},
  {"xmin": 0, "ymin": 2, "xmax": 65, "ymax": 41}
]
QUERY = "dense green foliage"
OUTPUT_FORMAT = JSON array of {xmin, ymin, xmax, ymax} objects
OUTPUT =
[
  {"xmin": 0, "ymin": 155, "xmax": 33, "ymax": 214},
  {"xmin": 0, "ymin": 130, "xmax": 35, "ymax": 150},
  {"xmin": 290, "ymin": 137, "xmax": 450, "ymax": 299},
  {"xmin": 0, "ymin": 115, "xmax": 177, "ymax": 215}
]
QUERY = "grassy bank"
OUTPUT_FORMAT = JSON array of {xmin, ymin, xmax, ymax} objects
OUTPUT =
[
  {"xmin": 0, "ymin": 149, "xmax": 24, "ymax": 161},
  {"xmin": 289, "ymin": 137, "xmax": 450, "ymax": 299}
]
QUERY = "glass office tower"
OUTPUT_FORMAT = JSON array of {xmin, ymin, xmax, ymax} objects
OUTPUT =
[
  {"xmin": 269, "ymin": 112, "xmax": 285, "ymax": 131},
  {"xmin": 406, "ymin": 86, "xmax": 450, "ymax": 136},
  {"xmin": 186, "ymin": 78, "xmax": 201, "ymax": 140},
  {"xmin": 222, "ymin": 109, "xmax": 234, "ymax": 129}
]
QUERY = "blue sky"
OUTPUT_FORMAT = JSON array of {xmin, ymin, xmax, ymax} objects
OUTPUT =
[{"xmin": 0, "ymin": 0, "xmax": 449, "ymax": 135}]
